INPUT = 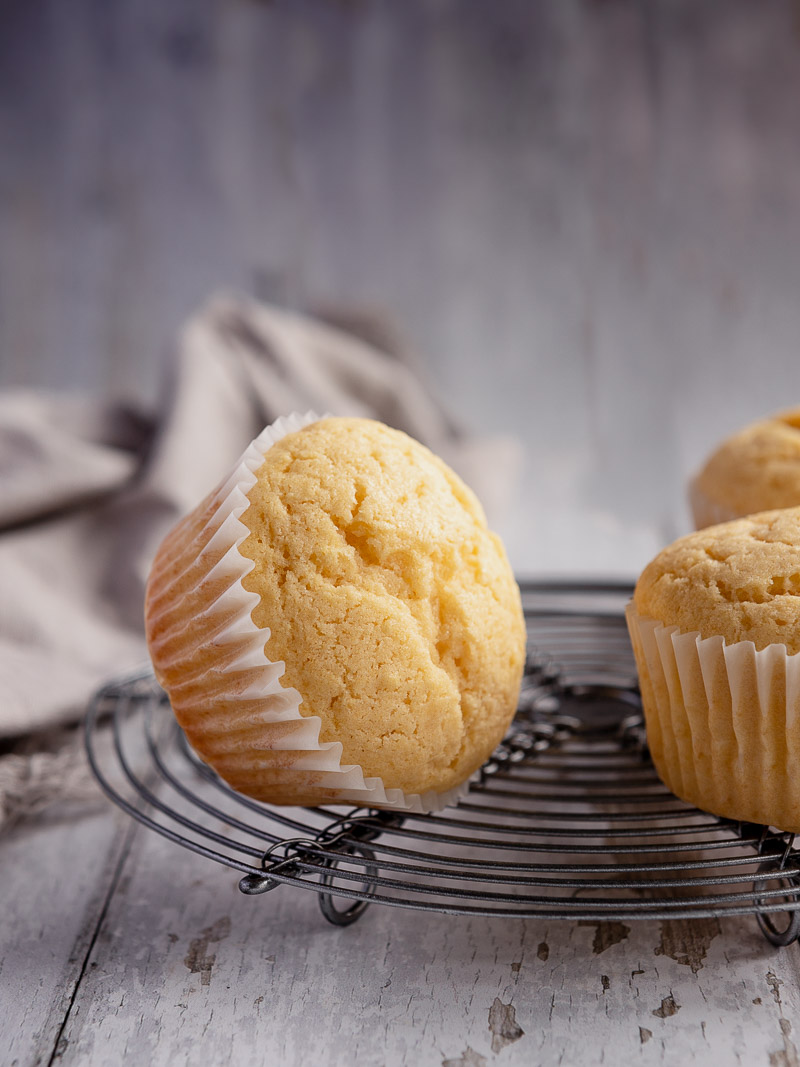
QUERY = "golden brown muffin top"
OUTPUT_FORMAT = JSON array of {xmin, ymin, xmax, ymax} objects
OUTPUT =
[
  {"xmin": 634, "ymin": 507, "xmax": 800, "ymax": 651},
  {"xmin": 238, "ymin": 417, "xmax": 526, "ymax": 795},
  {"xmin": 693, "ymin": 409, "xmax": 800, "ymax": 517}
]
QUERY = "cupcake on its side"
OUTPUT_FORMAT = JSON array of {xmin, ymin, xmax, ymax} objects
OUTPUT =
[
  {"xmin": 626, "ymin": 507, "xmax": 800, "ymax": 831},
  {"xmin": 691, "ymin": 408, "xmax": 800, "ymax": 528},
  {"xmin": 145, "ymin": 414, "xmax": 526, "ymax": 812}
]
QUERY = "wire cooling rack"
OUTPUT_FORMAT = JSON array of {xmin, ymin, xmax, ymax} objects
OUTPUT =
[{"xmin": 85, "ymin": 580, "xmax": 800, "ymax": 943}]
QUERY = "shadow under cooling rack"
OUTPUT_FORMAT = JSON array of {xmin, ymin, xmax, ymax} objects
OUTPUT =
[{"xmin": 85, "ymin": 580, "xmax": 800, "ymax": 944}]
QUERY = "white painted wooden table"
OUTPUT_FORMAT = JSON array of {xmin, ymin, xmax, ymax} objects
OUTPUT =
[{"xmin": 3, "ymin": 792, "xmax": 799, "ymax": 1067}]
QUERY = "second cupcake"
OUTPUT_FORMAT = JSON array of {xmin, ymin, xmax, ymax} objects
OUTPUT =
[
  {"xmin": 626, "ymin": 507, "xmax": 800, "ymax": 832},
  {"xmin": 690, "ymin": 407, "xmax": 800, "ymax": 528}
]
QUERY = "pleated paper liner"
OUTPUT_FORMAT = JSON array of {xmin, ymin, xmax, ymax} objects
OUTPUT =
[
  {"xmin": 145, "ymin": 411, "xmax": 470, "ymax": 814},
  {"xmin": 626, "ymin": 602, "xmax": 800, "ymax": 833}
]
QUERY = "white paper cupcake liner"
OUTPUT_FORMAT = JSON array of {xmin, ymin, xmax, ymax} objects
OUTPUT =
[
  {"xmin": 145, "ymin": 412, "xmax": 471, "ymax": 814},
  {"xmin": 626, "ymin": 602, "xmax": 800, "ymax": 832},
  {"xmin": 689, "ymin": 480, "xmax": 740, "ymax": 530}
]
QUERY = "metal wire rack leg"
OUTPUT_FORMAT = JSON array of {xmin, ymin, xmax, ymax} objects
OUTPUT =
[
  {"xmin": 755, "ymin": 859, "xmax": 800, "ymax": 947},
  {"xmin": 319, "ymin": 844, "xmax": 380, "ymax": 926}
]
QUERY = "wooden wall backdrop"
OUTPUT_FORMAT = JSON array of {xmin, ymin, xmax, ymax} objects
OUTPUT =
[{"xmin": 3, "ymin": 0, "xmax": 800, "ymax": 574}]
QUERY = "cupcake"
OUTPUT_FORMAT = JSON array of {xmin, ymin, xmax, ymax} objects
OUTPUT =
[
  {"xmin": 145, "ymin": 414, "xmax": 526, "ymax": 812},
  {"xmin": 690, "ymin": 408, "xmax": 800, "ymax": 528},
  {"xmin": 626, "ymin": 507, "xmax": 800, "ymax": 831}
]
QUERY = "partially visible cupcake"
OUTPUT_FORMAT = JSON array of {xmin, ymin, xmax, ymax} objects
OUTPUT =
[
  {"xmin": 626, "ymin": 507, "xmax": 800, "ymax": 831},
  {"xmin": 145, "ymin": 414, "xmax": 526, "ymax": 812},
  {"xmin": 690, "ymin": 408, "xmax": 800, "ymax": 528}
]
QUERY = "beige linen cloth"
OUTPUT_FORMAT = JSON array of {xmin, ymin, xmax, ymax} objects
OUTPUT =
[{"xmin": 0, "ymin": 293, "xmax": 518, "ymax": 828}]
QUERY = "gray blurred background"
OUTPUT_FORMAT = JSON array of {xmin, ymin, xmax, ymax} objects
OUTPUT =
[{"xmin": 2, "ymin": 0, "xmax": 800, "ymax": 575}]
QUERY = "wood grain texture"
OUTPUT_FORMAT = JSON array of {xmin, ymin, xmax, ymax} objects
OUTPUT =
[
  {"xmin": 0, "ymin": 808, "xmax": 133, "ymax": 1067},
  {"xmin": 4, "ymin": 1, "xmax": 800, "ymax": 575},
  {"xmin": 27, "ymin": 809, "xmax": 800, "ymax": 1067}
]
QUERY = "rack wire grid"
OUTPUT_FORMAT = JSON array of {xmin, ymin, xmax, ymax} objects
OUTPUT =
[{"xmin": 85, "ymin": 579, "xmax": 800, "ymax": 944}]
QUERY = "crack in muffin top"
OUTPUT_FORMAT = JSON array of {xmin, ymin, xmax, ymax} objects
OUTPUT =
[{"xmin": 238, "ymin": 417, "xmax": 526, "ymax": 795}]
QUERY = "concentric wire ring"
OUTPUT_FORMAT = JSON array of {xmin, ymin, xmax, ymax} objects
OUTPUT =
[{"xmin": 84, "ymin": 580, "xmax": 800, "ymax": 940}]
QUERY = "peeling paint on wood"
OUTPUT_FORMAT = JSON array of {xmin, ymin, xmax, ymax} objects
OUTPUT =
[
  {"xmin": 578, "ymin": 920, "xmax": 631, "ymax": 954},
  {"xmin": 488, "ymin": 998, "xmax": 524, "ymax": 1054},
  {"xmin": 442, "ymin": 1049, "xmax": 487, "ymax": 1067},
  {"xmin": 767, "ymin": 973, "xmax": 800, "ymax": 1067},
  {"xmin": 770, "ymin": 1035, "xmax": 800, "ymax": 1067},
  {"xmin": 654, "ymin": 919, "xmax": 722, "ymax": 974},
  {"xmin": 652, "ymin": 995, "xmax": 681, "ymax": 1019},
  {"xmin": 771, "ymin": 972, "xmax": 787, "ymax": 1008},
  {"xmin": 184, "ymin": 917, "xmax": 231, "ymax": 987},
  {"xmin": 7, "ymin": 808, "xmax": 800, "ymax": 1065}
]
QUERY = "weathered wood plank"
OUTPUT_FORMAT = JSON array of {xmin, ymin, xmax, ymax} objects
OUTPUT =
[
  {"xmin": 0, "ymin": 807, "xmax": 133, "ymax": 1067},
  {"xmin": 52, "ymin": 817, "xmax": 800, "ymax": 1067}
]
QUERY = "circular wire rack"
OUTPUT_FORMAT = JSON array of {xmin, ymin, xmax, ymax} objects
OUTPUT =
[{"xmin": 85, "ymin": 580, "xmax": 800, "ymax": 943}]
